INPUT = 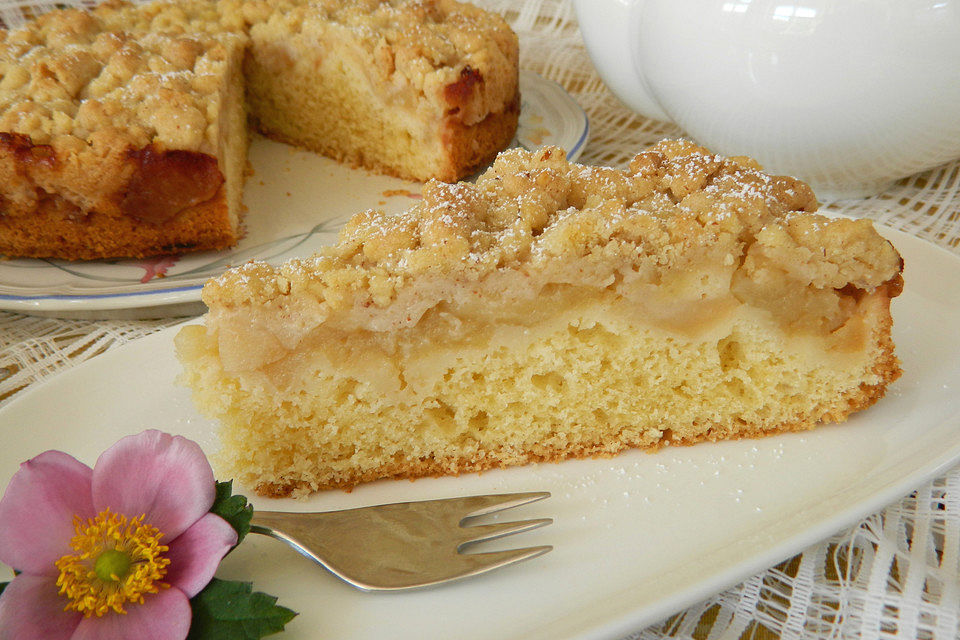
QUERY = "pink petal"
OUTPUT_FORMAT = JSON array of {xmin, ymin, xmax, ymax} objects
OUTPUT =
[
  {"xmin": 0, "ymin": 573, "xmax": 82, "ymax": 640},
  {"xmin": 70, "ymin": 587, "xmax": 191, "ymax": 640},
  {"xmin": 0, "ymin": 451, "xmax": 94, "ymax": 575},
  {"xmin": 164, "ymin": 513, "xmax": 237, "ymax": 598},
  {"xmin": 91, "ymin": 430, "xmax": 215, "ymax": 540}
]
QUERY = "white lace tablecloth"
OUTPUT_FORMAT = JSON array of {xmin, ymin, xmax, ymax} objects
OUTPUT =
[{"xmin": 2, "ymin": 1, "xmax": 960, "ymax": 638}]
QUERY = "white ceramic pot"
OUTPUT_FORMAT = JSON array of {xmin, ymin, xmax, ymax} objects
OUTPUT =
[{"xmin": 573, "ymin": 0, "xmax": 960, "ymax": 199}]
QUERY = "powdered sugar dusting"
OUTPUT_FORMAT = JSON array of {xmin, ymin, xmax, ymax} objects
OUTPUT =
[{"xmin": 203, "ymin": 139, "xmax": 898, "ymax": 311}]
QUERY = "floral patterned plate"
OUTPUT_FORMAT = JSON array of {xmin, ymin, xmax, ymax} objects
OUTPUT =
[{"xmin": 0, "ymin": 71, "xmax": 588, "ymax": 319}]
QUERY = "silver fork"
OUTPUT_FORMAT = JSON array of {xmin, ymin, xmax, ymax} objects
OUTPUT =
[{"xmin": 250, "ymin": 491, "xmax": 552, "ymax": 591}]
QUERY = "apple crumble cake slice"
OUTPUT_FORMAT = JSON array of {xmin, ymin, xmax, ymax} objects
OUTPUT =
[{"xmin": 175, "ymin": 140, "xmax": 903, "ymax": 497}]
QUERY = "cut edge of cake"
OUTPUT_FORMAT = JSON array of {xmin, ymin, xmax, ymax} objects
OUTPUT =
[{"xmin": 243, "ymin": 0, "xmax": 520, "ymax": 183}]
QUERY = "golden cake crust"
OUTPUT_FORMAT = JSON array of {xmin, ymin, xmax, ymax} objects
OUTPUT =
[{"xmin": 0, "ymin": 181, "xmax": 235, "ymax": 259}]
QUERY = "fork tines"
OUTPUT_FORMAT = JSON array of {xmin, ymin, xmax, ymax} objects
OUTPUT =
[{"xmin": 453, "ymin": 491, "xmax": 553, "ymax": 555}]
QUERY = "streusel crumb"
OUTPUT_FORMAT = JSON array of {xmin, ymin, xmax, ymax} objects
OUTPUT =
[
  {"xmin": 0, "ymin": 8, "xmax": 243, "ymax": 218},
  {"xmin": 204, "ymin": 140, "xmax": 901, "ymax": 317}
]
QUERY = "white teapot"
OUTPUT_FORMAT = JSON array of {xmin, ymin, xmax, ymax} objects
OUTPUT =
[{"xmin": 573, "ymin": 0, "xmax": 960, "ymax": 199}]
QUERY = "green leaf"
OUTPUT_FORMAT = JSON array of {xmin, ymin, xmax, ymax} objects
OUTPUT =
[
  {"xmin": 210, "ymin": 480, "xmax": 253, "ymax": 545},
  {"xmin": 188, "ymin": 579, "xmax": 297, "ymax": 640}
]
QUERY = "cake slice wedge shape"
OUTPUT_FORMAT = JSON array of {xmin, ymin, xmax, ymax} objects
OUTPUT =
[{"xmin": 176, "ymin": 140, "xmax": 904, "ymax": 497}]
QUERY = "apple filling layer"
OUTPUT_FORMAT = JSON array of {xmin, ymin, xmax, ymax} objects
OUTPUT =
[{"xmin": 177, "ymin": 295, "xmax": 896, "ymax": 497}]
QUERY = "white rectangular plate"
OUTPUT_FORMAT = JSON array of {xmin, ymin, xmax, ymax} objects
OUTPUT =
[{"xmin": 1, "ymin": 228, "xmax": 958, "ymax": 640}]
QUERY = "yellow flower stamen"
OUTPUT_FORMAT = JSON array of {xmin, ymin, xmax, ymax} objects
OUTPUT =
[{"xmin": 54, "ymin": 509, "xmax": 171, "ymax": 617}]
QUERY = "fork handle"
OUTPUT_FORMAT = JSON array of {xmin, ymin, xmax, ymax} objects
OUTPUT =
[
  {"xmin": 249, "ymin": 511, "xmax": 340, "ymax": 565},
  {"xmin": 249, "ymin": 509, "xmax": 401, "ymax": 591},
  {"xmin": 250, "ymin": 510, "xmax": 336, "ymax": 541}
]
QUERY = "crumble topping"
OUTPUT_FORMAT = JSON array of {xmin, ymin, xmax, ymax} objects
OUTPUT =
[
  {"xmin": 94, "ymin": 0, "xmax": 517, "ymax": 123},
  {"xmin": 0, "ymin": 9, "xmax": 236, "ymax": 151},
  {"xmin": 0, "ymin": 7, "xmax": 242, "ymax": 218},
  {"xmin": 203, "ymin": 139, "xmax": 903, "ymax": 316},
  {"xmin": 248, "ymin": 0, "xmax": 516, "ymax": 124}
]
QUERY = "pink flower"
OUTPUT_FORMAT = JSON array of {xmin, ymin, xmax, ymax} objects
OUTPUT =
[{"xmin": 0, "ymin": 430, "xmax": 237, "ymax": 640}]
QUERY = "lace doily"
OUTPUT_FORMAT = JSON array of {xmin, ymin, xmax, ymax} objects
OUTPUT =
[{"xmin": 2, "ymin": 0, "xmax": 959, "ymax": 638}]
